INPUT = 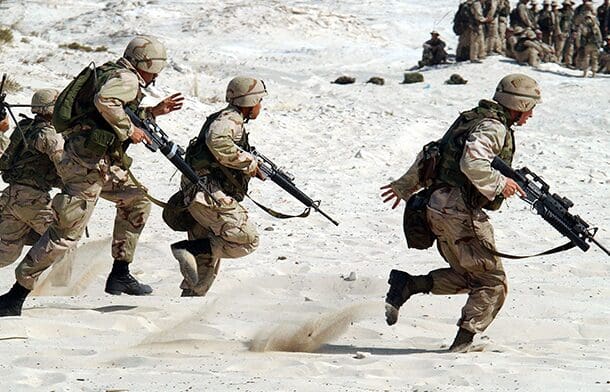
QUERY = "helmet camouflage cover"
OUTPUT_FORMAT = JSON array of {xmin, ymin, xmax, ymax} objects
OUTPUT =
[
  {"xmin": 31, "ymin": 88, "xmax": 59, "ymax": 115},
  {"xmin": 225, "ymin": 76, "xmax": 268, "ymax": 107},
  {"xmin": 493, "ymin": 73, "xmax": 541, "ymax": 112},
  {"xmin": 123, "ymin": 35, "xmax": 167, "ymax": 74}
]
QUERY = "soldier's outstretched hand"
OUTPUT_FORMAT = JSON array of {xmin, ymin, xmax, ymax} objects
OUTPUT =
[
  {"xmin": 151, "ymin": 92, "xmax": 184, "ymax": 117},
  {"xmin": 381, "ymin": 184, "xmax": 402, "ymax": 209}
]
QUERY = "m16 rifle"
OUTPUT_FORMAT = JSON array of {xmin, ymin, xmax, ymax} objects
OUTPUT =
[
  {"xmin": 250, "ymin": 147, "xmax": 339, "ymax": 226},
  {"xmin": 492, "ymin": 157, "xmax": 609, "ymax": 256},
  {"xmin": 0, "ymin": 74, "xmax": 7, "ymax": 122},
  {"xmin": 124, "ymin": 107, "xmax": 218, "ymax": 205}
]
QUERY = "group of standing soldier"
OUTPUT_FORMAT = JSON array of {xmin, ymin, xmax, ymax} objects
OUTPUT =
[
  {"xmin": 0, "ymin": 35, "xmax": 268, "ymax": 316},
  {"xmin": 451, "ymin": 0, "xmax": 610, "ymax": 76}
]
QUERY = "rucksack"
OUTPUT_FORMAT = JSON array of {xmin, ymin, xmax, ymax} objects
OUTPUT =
[{"xmin": 52, "ymin": 63, "xmax": 96, "ymax": 132}]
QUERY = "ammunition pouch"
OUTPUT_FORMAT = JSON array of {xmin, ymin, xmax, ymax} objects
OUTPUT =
[
  {"xmin": 162, "ymin": 190, "xmax": 196, "ymax": 232},
  {"xmin": 403, "ymin": 188, "xmax": 436, "ymax": 250},
  {"xmin": 83, "ymin": 128, "xmax": 116, "ymax": 157}
]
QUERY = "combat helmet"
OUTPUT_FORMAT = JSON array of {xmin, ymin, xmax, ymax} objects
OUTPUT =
[
  {"xmin": 493, "ymin": 74, "xmax": 541, "ymax": 112},
  {"xmin": 225, "ymin": 76, "xmax": 268, "ymax": 107},
  {"xmin": 123, "ymin": 35, "xmax": 167, "ymax": 74},
  {"xmin": 31, "ymin": 88, "xmax": 59, "ymax": 116}
]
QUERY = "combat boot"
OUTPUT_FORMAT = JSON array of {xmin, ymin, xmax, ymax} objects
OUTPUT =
[
  {"xmin": 105, "ymin": 260, "xmax": 152, "ymax": 296},
  {"xmin": 0, "ymin": 282, "xmax": 30, "ymax": 317},
  {"xmin": 448, "ymin": 328, "xmax": 475, "ymax": 353},
  {"xmin": 384, "ymin": 269, "xmax": 433, "ymax": 326},
  {"xmin": 171, "ymin": 239, "xmax": 212, "ymax": 290}
]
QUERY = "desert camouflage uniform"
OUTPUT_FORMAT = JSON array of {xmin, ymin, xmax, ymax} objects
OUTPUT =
[
  {"xmin": 14, "ymin": 58, "xmax": 151, "ymax": 290},
  {"xmin": 390, "ymin": 100, "xmax": 511, "ymax": 334},
  {"xmin": 0, "ymin": 133, "xmax": 9, "ymax": 155},
  {"xmin": 514, "ymin": 2, "xmax": 538, "ymax": 29},
  {"xmin": 484, "ymin": 0, "xmax": 503, "ymax": 54},
  {"xmin": 513, "ymin": 32, "xmax": 544, "ymax": 65},
  {"xmin": 0, "ymin": 117, "xmax": 63, "ymax": 267},
  {"xmin": 599, "ymin": 39, "xmax": 610, "ymax": 73},
  {"xmin": 497, "ymin": 0, "xmax": 511, "ymax": 53},
  {"xmin": 179, "ymin": 105, "xmax": 260, "ymax": 295},
  {"xmin": 469, "ymin": 0, "xmax": 489, "ymax": 61},
  {"xmin": 576, "ymin": 11, "xmax": 603, "ymax": 75},
  {"xmin": 556, "ymin": 3, "xmax": 574, "ymax": 61}
]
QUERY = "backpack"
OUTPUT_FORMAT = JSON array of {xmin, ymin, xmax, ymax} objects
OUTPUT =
[
  {"xmin": 453, "ymin": 5, "xmax": 469, "ymax": 35},
  {"xmin": 52, "ymin": 63, "xmax": 96, "ymax": 132}
]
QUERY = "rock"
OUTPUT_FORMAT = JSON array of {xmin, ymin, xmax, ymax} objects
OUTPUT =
[
  {"xmin": 353, "ymin": 351, "xmax": 367, "ymax": 359},
  {"xmin": 264, "ymin": 226, "xmax": 275, "ymax": 231},
  {"xmin": 277, "ymin": 256, "xmax": 287, "ymax": 260},
  {"xmin": 343, "ymin": 271, "xmax": 357, "ymax": 281},
  {"xmin": 332, "ymin": 76, "xmax": 356, "ymax": 84}
]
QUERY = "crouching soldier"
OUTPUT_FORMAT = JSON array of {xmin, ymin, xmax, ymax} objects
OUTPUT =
[
  {"xmin": 170, "ymin": 76, "xmax": 265, "ymax": 297},
  {"xmin": 0, "ymin": 89, "xmax": 63, "ymax": 267},
  {"xmin": 381, "ymin": 74, "xmax": 541, "ymax": 353}
]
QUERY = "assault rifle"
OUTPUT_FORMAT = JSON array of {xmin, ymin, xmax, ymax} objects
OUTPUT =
[
  {"xmin": 492, "ymin": 157, "xmax": 609, "ymax": 256},
  {"xmin": 250, "ymin": 147, "xmax": 339, "ymax": 226},
  {"xmin": 124, "ymin": 107, "xmax": 219, "ymax": 205}
]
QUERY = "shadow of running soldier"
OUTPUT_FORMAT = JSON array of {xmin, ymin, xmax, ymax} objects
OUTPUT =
[{"xmin": 380, "ymin": 74, "xmax": 541, "ymax": 353}]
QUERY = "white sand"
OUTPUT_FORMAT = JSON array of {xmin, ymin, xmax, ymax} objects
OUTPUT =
[{"xmin": 0, "ymin": 0, "xmax": 608, "ymax": 391}]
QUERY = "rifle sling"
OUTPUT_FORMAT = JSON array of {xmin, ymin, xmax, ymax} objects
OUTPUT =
[
  {"xmin": 217, "ymin": 165, "xmax": 311, "ymax": 220},
  {"xmin": 121, "ymin": 153, "xmax": 169, "ymax": 209},
  {"xmin": 468, "ymin": 214, "xmax": 576, "ymax": 259}
]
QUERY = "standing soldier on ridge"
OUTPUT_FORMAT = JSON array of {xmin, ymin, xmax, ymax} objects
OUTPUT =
[
  {"xmin": 381, "ymin": 74, "xmax": 541, "ymax": 353},
  {"xmin": 0, "ymin": 89, "xmax": 63, "ymax": 267},
  {"xmin": 497, "ymin": 0, "xmax": 512, "ymax": 54},
  {"xmin": 577, "ymin": 3, "xmax": 603, "ymax": 77},
  {"xmin": 557, "ymin": 0, "xmax": 575, "ymax": 63},
  {"xmin": 169, "ymin": 76, "xmax": 265, "ymax": 297},
  {"xmin": 0, "ymin": 35, "xmax": 184, "ymax": 317},
  {"xmin": 469, "ymin": 0, "xmax": 491, "ymax": 62}
]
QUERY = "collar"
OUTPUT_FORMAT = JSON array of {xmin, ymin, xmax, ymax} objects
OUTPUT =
[{"xmin": 117, "ymin": 57, "xmax": 146, "ymax": 87}]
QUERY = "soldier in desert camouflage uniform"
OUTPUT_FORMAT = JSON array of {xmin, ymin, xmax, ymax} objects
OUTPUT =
[
  {"xmin": 576, "ymin": 3, "xmax": 603, "ymax": 76},
  {"xmin": 513, "ymin": 29, "xmax": 546, "ymax": 66},
  {"xmin": 0, "ymin": 35, "xmax": 184, "ymax": 317},
  {"xmin": 0, "ymin": 89, "xmax": 63, "ymax": 268},
  {"xmin": 170, "ymin": 76, "xmax": 265, "ymax": 297},
  {"xmin": 468, "ymin": 0, "xmax": 491, "ymax": 62},
  {"xmin": 599, "ymin": 35, "xmax": 610, "ymax": 73},
  {"xmin": 381, "ymin": 74, "xmax": 541, "ymax": 353}
]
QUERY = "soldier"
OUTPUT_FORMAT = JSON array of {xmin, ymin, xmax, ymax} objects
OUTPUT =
[
  {"xmin": 484, "ymin": 0, "xmax": 503, "ymax": 54},
  {"xmin": 418, "ymin": 31, "xmax": 448, "ymax": 68},
  {"xmin": 577, "ymin": 3, "xmax": 603, "ymax": 76},
  {"xmin": 0, "ymin": 35, "xmax": 184, "ymax": 317},
  {"xmin": 455, "ymin": 0, "xmax": 474, "ymax": 62},
  {"xmin": 566, "ymin": 0, "xmax": 594, "ymax": 66},
  {"xmin": 506, "ymin": 26, "xmax": 527, "ymax": 58},
  {"xmin": 0, "ymin": 89, "xmax": 63, "ymax": 268},
  {"xmin": 511, "ymin": 0, "xmax": 538, "ymax": 30},
  {"xmin": 497, "ymin": 0, "xmax": 512, "ymax": 54},
  {"xmin": 513, "ymin": 29, "xmax": 544, "ymax": 66},
  {"xmin": 469, "ymin": 0, "xmax": 491, "ymax": 62},
  {"xmin": 538, "ymin": 0, "xmax": 556, "ymax": 44},
  {"xmin": 170, "ymin": 76, "xmax": 265, "ymax": 297},
  {"xmin": 558, "ymin": 0, "xmax": 575, "ymax": 64},
  {"xmin": 598, "ymin": 35, "xmax": 610, "ymax": 73},
  {"xmin": 381, "ymin": 73, "xmax": 541, "ymax": 353}
]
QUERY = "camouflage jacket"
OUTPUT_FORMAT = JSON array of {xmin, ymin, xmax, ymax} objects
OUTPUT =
[
  {"xmin": 391, "ymin": 100, "xmax": 511, "ymax": 208},
  {"xmin": 65, "ymin": 58, "xmax": 148, "ymax": 170},
  {"xmin": 183, "ymin": 105, "xmax": 257, "ymax": 202},
  {"xmin": 0, "ymin": 116, "xmax": 64, "ymax": 192},
  {"xmin": 578, "ymin": 14, "xmax": 603, "ymax": 47}
]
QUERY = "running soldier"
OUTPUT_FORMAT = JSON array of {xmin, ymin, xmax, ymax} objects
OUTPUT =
[
  {"xmin": 170, "ymin": 76, "xmax": 265, "ymax": 297},
  {"xmin": 0, "ymin": 89, "xmax": 62, "ymax": 267},
  {"xmin": 381, "ymin": 74, "xmax": 541, "ymax": 353},
  {"xmin": 0, "ymin": 35, "xmax": 184, "ymax": 317}
]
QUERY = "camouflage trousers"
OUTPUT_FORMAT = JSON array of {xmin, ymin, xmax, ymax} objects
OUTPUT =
[
  {"xmin": 426, "ymin": 187, "xmax": 508, "ymax": 334},
  {"xmin": 485, "ymin": 18, "xmax": 502, "ymax": 54},
  {"xmin": 179, "ymin": 189, "xmax": 259, "ymax": 295},
  {"xmin": 498, "ymin": 17, "xmax": 508, "ymax": 54},
  {"xmin": 554, "ymin": 35, "xmax": 567, "ymax": 62},
  {"xmin": 469, "ymin": 26, "xmax": 486, "ymax": 61},
  {"xmin": 15, "ymin": 151, "xmax": 151, "ymax": 290},
  {"xmin": 456, "ymin": 30, "xmax": 471, "ymax": 61},
  {"xmin": 0, "ymin": 184, "xmax": 54, "ymax": 267},
  {"xmin": 600, "ymin": 52, "xmax": 610, "ymax": 73},
  {"xmin": 577, "ymin": 44, "xmax": 599, "ymax": 74}
]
